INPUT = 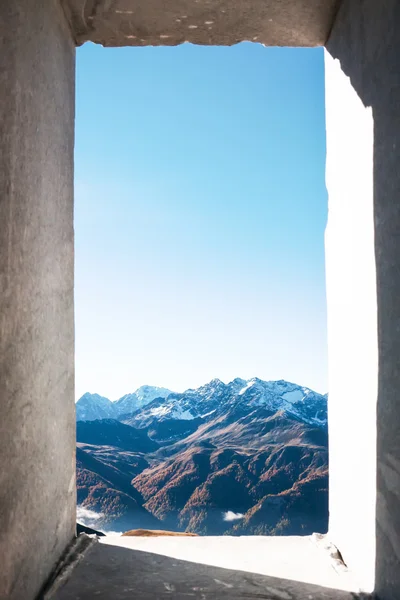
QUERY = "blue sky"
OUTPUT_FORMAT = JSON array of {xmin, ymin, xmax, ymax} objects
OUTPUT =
[{"xmin": 74, "ymin": 42, "xmax": 327, "ymax": 400}]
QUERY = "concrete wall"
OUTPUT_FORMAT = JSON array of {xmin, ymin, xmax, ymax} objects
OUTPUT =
[
  {"xmin": 1, "ymin": 0, "xmax": 399, "ymax": 598},
  {"xmin": 0, "ymin": 2, "xmax": 76, "ymax": 599},
  {"xmin": 326, "ymin": 1, "xmax": 400, "ymax": 598},
  {"xmin": 65, "ymin": 0, "xmax": 340, "ymax": 47},
  {"xmin": 324, "ymin": 50, "xmax": 377, "ymax": 593}
]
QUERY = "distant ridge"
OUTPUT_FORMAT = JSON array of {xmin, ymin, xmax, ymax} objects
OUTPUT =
[{"xmin": 76, "ymin": 377, "xmax": 328, "ymax": 536}]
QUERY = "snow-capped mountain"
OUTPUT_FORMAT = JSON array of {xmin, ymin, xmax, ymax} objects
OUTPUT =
[
  {"xmin": 235, "ymin": 378, "xmax": 327, "ymax": 426},
  {"xmin": 76, "ymin": 386, "xmax": 173, "ymax": 421},
  {"xmin": 114, "ymin": 385, "xmax": 172, "ymax": 416},
  {"xmin": 76, "ymin": 378, "xmax": 329, "ymax": 536},
  {"xmin": 124, "ymin": 378, "xmax": 327, "ymax": 430},
  {"xmin": 75, "ymin": 393, "xmax": 117, "ymax": 421}
]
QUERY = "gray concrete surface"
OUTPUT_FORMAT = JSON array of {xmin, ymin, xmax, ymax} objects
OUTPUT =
[
  {"xmin": 51, "ymin": 537, "xmax": 371, "ymax": 600},
  {"xmin": 100, "ymin": 534, "xmax": 363, "ymax": 592},
  {"xmin": 0, "ymin": 1, "xmax": 76, "ymax": 599},
  {"xmin": 326, "ymin": 1, "xmax": 400, "ymax": 598},
  {"xmin": 63, "ymin": 0, "xmax": 341, "ymax": 47}
]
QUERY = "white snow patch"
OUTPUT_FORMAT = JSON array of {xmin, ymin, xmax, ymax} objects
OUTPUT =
[
  {"xmin": 281, "ymin": 389, "xmax": 304, "ymax": 403},
  {"xmin": 171, "ymin": 408, "xmax": 195, "ymax": 421},
  {"xmin": 149, "ymin": 405, "xmax": 170, "ymax": 417},
  {"xmin": 239, "ymin": 380, "xmax": 256, "ymax": 395},
  {"xmin": 200, "ymin": 409, "xmax": 216, "ymax": 419},
  {"xmin": 149, "ymin": 404, "xmax": 194, "ymax": 420}
]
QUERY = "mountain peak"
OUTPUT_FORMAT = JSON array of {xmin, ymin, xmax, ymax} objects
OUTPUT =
[
  {"xmin": 113, "ymin": 386, "xmax": 173, "ymax": 418},
  {"xmin": 208, "ymin": 378, "xmax": 224, "ymax": 387},
  {"xmin": 75, "ymin": 392, "xmax": 115, "ymax": 422},
  {"xmin": 134, "ymin": 385, "xmax": 172, "ymax": 401},
  {"xmin": 76, "ymin": 378, "xmax": 327, "ymax": 428},
  {"xmin": 231, "ymin": 377, "xmax": 247, "ymax": 386},
  {"xmin": 79, "ymin": 392, "xmax": 109, "ymax": 402}
]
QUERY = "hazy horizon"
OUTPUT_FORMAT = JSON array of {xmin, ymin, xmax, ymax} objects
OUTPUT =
[{"xmin": 75, "ymin": 43, "xmax": 328, "ymax": 401}]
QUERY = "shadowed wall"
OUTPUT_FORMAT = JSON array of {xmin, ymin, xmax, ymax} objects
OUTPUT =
[{"xmin": 0, "ymin": 1, "xmax": 76, "ymax": 598}]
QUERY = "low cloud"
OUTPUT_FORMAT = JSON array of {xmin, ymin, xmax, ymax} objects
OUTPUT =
[
  {"xmin": 76, "ymin": 506, "xmax": 122, "ymax": 536},
  {"xmin": 223, "ymin": 511, "xmax": 244, "ymax": 522},
  {"xmin": 77, "ymin": 505, "xmax": 103, "ymax": 525}
]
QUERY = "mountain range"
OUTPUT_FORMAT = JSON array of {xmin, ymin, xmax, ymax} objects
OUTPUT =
[
  {"xmin": 76, "ymin": 378, "xmax": 328, "ymax": 535},
  {"xmin": 76, "ymin": 385, "xmax": 172, "ymax": 421}
]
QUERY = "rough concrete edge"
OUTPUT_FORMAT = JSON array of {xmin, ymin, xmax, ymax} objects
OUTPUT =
[
  {"xmin": 38, "ymin": 534, "xmax": 97, "ymax": 600},
  {"xmin": 58, "ymin": 0, "xmax": 79, "ymax": 45},
  {"xmin": 325, "ymin": 0, "xmax": 344, "ymax": 44},
  {"xmin": 311, "ymin": 533, "xmax": 374, "ymax": 598},
  {"xmin": 312, "ymin": 533, "xmax": 348, "ymax": 570}
]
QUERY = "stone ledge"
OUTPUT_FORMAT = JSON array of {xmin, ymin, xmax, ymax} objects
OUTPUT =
[
  {"xmin": 47, "ymin": 534, "xmax": 372, "ymax": 599},
  {"xmin": 64, "ymin": 0, "xmax": 341, "ymax": 47}
]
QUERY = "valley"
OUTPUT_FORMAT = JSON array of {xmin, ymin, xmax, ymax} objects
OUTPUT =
[{"xmin": 76, "ymin": 378, "xmax": 328, "ymax": 536}]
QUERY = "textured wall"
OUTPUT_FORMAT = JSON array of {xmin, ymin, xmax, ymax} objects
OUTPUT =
[
  {"xmin": 326, "ymin": 1, "xmax": 400, "ymax": 598},
  {"xmin": 324, "ymin": 50, "xmax": 377, "ymax": 593},
  {"xmin": 64, "ymin": 0, "xmax": 341, "ymax": 47},
  {"xmin": 0, "ymin": 1, "xmax": 76, "ymax": 599}
]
